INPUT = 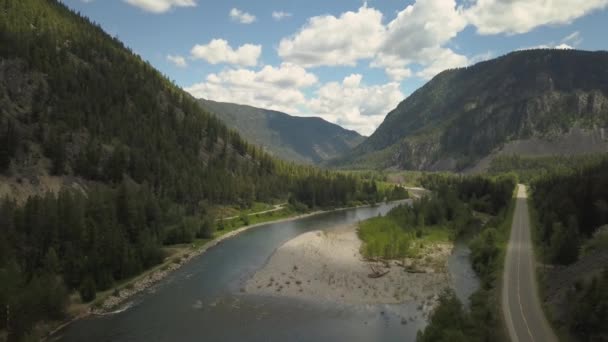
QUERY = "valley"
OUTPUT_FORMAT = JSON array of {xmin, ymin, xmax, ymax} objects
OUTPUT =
[{"xmin": 1, "ymin": 1, "xmax": 607, "ymax": 341}]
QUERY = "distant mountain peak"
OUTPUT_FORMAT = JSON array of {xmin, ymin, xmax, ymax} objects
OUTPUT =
[
  {"xmin": 198, "ymin": 99, "xmax": 365, "ymax": 164},
  {"xmin": 336, "ymin": 49, "xmax": 608, "ymax": 170}
]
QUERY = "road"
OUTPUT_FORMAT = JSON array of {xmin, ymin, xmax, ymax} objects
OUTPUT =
[
  {"xmin": 219, "ymin": 203, "xmax": 286, "ymax": 221},
  {"xmin": 502, "ymin": 185, "xmax": 557, "ymax": 342}
]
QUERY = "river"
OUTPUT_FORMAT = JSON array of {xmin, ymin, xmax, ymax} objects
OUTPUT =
[{"xmin": 57, "ymin": 201, "xmax": 479, "ymax": 342}]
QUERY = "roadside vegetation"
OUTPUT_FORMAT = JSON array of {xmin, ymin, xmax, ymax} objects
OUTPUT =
[
  {"xmin": 359, "ymin": 174, "xmax": 514, "ymax": 262},
  {"xmin": 528, "ymin": 157, "xmax": 608, "ymax": 341},
  {"xmin": 488, "ymin": 154, "xmax": 607, "ymax": 183},
  {"xmin": 414, "ymin": 174, "xmax": 516, "ymax": 342}
]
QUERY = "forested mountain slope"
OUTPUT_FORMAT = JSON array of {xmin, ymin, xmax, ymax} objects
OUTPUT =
[
  {"xmin": 0, "ymin": 1, "xmax": 393, "ymax": 339},
  {"xmin": 198, "ymin": 99, "xmax": 364, "ymax": 164},
  {"xmin": 336, "ymin": 49, "xmax": 608, "ymax": 171},
  {"xmin": 530, "ymin": 157, "xmax": 608, "ymax": 341}
]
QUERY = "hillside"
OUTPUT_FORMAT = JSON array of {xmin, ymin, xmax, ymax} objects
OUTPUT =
[
  {"xmin": 198, "ymin": 99, "xmax": 364, "ymax": 164},
  {"xmin": 337, "ymin": 49, "xmax": 608, "ymax": 171},
  {"xmin": 530, "ymin": 157, "xmax": 608, "ymax": 341}
]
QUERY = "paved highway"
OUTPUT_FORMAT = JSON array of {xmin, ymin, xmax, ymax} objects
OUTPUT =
[{"xmin": 502, "ymin": 185, "xmax": 557, "ymax": 342}]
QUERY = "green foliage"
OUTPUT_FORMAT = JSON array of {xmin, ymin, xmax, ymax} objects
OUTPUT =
[
  {"xmin": 0, "ymin": 0, "xmax": 408, "ymax": 338},
  {"xmin": 416, "ymin": 290, "xmax": 472, "ymax": 342},
  {"xmin": 197, "ymin": 215, "xmax": 215, "ymax": 239},
  {"xmin": 469, "ymin": 228, "xmax": 499, "ymax": 281},
  {"xmin": 358, "ymin": 217, "xmax": 412, "ymax": 259},
  {"xmin": 531, "ymin": 157, "xmax": 608, "ymax": 265},
  {"xmin": 0, "ymin": 263, "xmax": 68, "ymax": 340},
  {"xmin": 418, "ymin": 177, "xmax": 515, "ymax": 342},
  {"xmin": 568, "ymin": 269, "xmax": 608, "ymax": 341},
  {"xmin": 421, "ymin": 173, "xmax": 516, "ymax": 216},
  {"xmin": 488, "ymin": 154, "xmax": 607, "ymax": 183},
  {"xmin": 240, "ymin": 213, "xmax": 250, "ymax": 226},
  {"xmin": 360, "ymin": 175, "xmax": 515, "ymax": 260},
  {"xmin": 548, "ymin": 219, "xmax": 580, "ymax": 264},
  {"xmin": 79, "ymin": 275, "xmax": 97, "ymax": 303}
]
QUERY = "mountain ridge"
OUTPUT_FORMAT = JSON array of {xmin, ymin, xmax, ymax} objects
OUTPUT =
[
  {"xmin": 336, "ymin": 49, "xmax": 608, "ymax": 170},
  {"xmin": 198, "ymin": 98, "xmax": 365, "ymax": 164}
]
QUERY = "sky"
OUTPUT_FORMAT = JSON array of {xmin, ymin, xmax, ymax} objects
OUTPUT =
[{"xmin": 61, "ymin": 0, "xmax": 608, "ymax": 136}]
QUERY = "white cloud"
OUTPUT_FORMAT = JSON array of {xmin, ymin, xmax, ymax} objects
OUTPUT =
[
  {"xmin": 307, "ymin": 74, "xmax": 404, "ymax": 135},
  {"xmin": 185, "ymin": 63, "xmax": 317, "ymax": 114},
  {"xmin": 278, "ymin": 5, "xmax": 385, "ymax": 67},
  {"xmin": 185, "ymin": 69, "xmax": 401, "ymax": 135},
  {"xmin": 272, "ymin": 11, "xmax": 292, "ymax": 20},
  {"xmin": 166, "ymin": 54, "xmax": 188, "ymax": 67},
  {"xmin": 519, "ymin": 31, "xmax": 583, "ymax": 51},
  {"xmin": 278, "ymin": 1, "xmax": 470, "ymax": 80},
  {"xmin": 373, "ymin": 0, "xmax": 468, "ymax": 80},
  {"xmin": 190, "ymin": 39, "xmax": 261, "ymax": 67},
  {"xmin": 230, "ymin": 8, "xmax": 256, "ymax": 24},
  {"xmin": 562, "ymin": 31, "xmax": 583, "ymax": 47},
  {"xmin": 381, "ymin": 0, "xmax": 467, "ymax": 60},
  {"xmin": 123, "ymin": 0, "xmax": 196, "ymax": 13},
  {"xmin": 414, "ymin": 47, "xmax": 469, "ymax": 80},
  {"xmin": 464, "ymin": 0, "xmax": 608, "ymax": 35},
  {"xmin": 555, "ymin": 43, "xmax": 574, "ymax": 49}
]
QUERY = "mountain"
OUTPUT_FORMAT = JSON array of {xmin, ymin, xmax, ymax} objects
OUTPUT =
[
  {"xmin": 0, "ymin": 1, "xmax": 391, "ymax": 339},
  {"xmin": 198, "ymin": 99, "xmax": 365, "ymax": 164},
  {"xmin": 337, "ymin": 49, "xmax": 608, "ymax": 171},
  {"xmin": 0, "ymin": 0, "xmax": 297, "ymax": 206}
]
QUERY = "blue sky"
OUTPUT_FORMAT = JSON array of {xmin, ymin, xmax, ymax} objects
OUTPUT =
[{"xmin": 62, "ymin": 0, "xmax": 608, "ymax": 135}]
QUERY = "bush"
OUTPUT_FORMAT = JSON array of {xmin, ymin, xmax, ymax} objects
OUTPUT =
[
  {"xmin": 469, "ymin": 228, "xmax": 499, "ymax": 281},
  {"xmin": 197, "ymin": 215, "xmax": 215, "ymax": 239},
  {"xmin": 79, "ymin": 276, "xmax": 97, "ymax": 303},
  {"xmin": 417, "ymin": 290, "xmax": 471, "ymax": 342},
  {"xmin": 240, "ymin": 213, "xmax": 250, "ymax": 226},
  {"xmin": 569, "ymin": 269, "xmax": 608, "ymax": 340}
]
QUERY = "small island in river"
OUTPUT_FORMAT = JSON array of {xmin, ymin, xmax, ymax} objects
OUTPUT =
[{"xmin": 245, "ymin": 223, "xmax": 452, "ymax": 308}]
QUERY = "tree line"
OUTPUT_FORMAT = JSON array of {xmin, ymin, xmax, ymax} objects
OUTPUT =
[
  {"xmin": 529, "ymin": 156, "xmax": 608, "ymax": 341},
  {"xmin": 0, "ymin": 1, "xmax": 407, "ymax": 340},
  {"xmin": 417, "ymin": 175, "xmax": 516, "ymax": 342},
  {"xmin": 359, "ymin": 174, "xmax": 515, "ymax": 261},
  {"xmin": 530, "ymin": 157, "xmax": 608, "ymax": 265}
]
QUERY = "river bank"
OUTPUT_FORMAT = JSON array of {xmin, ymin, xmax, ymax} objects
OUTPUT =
[
  {"xmin": 245, "ymin": 223, "xmax": 452, "ymax": 313},
  {"xmin": 45, "ymin": 201, "xmax": 408, "ymax": 340}
]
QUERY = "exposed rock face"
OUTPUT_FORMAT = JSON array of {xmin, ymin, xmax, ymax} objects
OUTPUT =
[{"xmin": 336, "ymin": 50, "xmax": 608, "ymax": 170}]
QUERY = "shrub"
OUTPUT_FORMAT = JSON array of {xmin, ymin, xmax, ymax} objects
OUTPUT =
[{"xmin": 79, "ymin": 276, "xmax": 97, "ymax": 303}]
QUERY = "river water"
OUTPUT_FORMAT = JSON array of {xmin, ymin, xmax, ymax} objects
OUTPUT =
[{"xmin": 57, "ymin": 201, "xmax": 479, "ymax": 342}]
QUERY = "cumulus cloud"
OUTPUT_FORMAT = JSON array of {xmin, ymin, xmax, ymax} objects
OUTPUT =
[
  {"xmin": 414, "ymin": 47, "xmax": 469, "ymax": 80},
  {"xmin": 306, "ymin": 74, "xmax": 404, "ymax": 135},
  {"xmin": 185, "ymin": 63, "xmax": 317, "ymax": 114},
  {"xmin": 278, "ymin": 5, "xmax": 385, "ymax": 67},
  {"xmin": 230, "ymin": 8, "xmax": 256, "ymax": 24},
  {"xmin": 278, "ymin": 1, "xmax": 470, "ymax": 80},
  {"xmin": 190, "ymin": 39, "xmax": 261, "ymax": 67},
  {"xmin": 272, "ymin": 11, "xmax": 292, "ymax": 20},
  {"xmin": 185, "ymin": 69, "xmax": 401, "ymax": 135},
  {"xmin": 166, "ymin": 54, "xmax": 188, "ymax": 67},
  {"xmin": 123, "ymin": 0, "xmax": 196, "ymax": 13},
  {"xmin": 373, "ymin": 0, "xmax": 468, "ymax": 80},
  {"xmin": 463, "ymin": 0, "xmax": 608, "ymax": 35}
]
